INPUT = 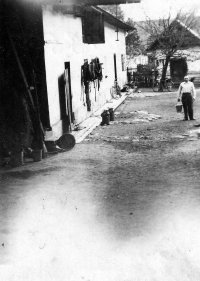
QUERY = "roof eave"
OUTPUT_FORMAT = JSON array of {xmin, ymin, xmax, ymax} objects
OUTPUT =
[
  {"xmin": 94, "ymin": 6, "xmax": 135, "ymax": 31},
  {"xmin": 35, "ymin": 0, "xmax": 141, "ymax": 4}
]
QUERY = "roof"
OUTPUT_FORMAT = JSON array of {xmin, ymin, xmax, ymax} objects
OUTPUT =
[
  {"xmin": 52, "ymin": 4, "xmax": 135, "ymax": 31},
  {"xmin": 94, "ymin": 6, "xmax": 135, "ymax": 31},
  {"xmin": 147, "ymin": 20, "xmax": 200, "ymax": 51},
  {"xmin": 177, "ymin": 20, "xmax": 200, "ymax": 40}
]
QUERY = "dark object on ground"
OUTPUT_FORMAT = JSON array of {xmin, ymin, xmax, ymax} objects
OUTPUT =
[
  {"xmin": 56, "ymin": 133, "xmax": 76, "ymax": 150},
  {"xmin": 47, "ymin": 145, "xmax": 65, "ymax": 154},
  {"xmin": 101, "ymin": 110, "xmax": 110, "ymax": 125},
  {"xmin": 109, "ymin": 108, "xmax": 114, "ymax": 121},
  {"xmin": 194, "ymin": 124, "xmax": 200, "ymax": 127},
  {"xmin": 24, "ymin": 147, "xmax": 33, "ymax": 158},
  {"xmin": 10, "ymin": 151, "xmax": 24, "ymax": 167},
  {"xmin": 73, "ymin": 125, "xmax": 86, "ymax": 131},
  {"xmin": 45, "ymin": 141, "xmax": 57, "ymax": 152},
  {"xmin": 45, "ymin": 141, "xmax": 65, "ymax": 153},
  {"xmin": 32, "ymin": 149, "xmax": 42, "ymax": 162},
  {"xmin": 121, "ymin": 86, "xmax": 129, "ymax": 92}
]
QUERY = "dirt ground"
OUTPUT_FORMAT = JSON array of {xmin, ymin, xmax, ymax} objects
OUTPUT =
[{"xmin": 1, "ymin": 90, "xmax": 200, "ymax": 281}]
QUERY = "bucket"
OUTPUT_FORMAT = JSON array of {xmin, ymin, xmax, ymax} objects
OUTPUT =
[
  {"xmin": 32, "ymin": 149, "xmax": 42, "ymax": 162},
  {"xmin": 104, "ymin": 110, "xmax": 110, "ymax": 125},
  {"xmin": 101, "ymin": 110, "xmax": 106, "ymax": 125},
  {"xmin": 176, "ymin": 102, "xmax": 182, "ymax": 113},
  {"xmin": 109, "ymin": 108, "xmax": 115, "ymax": 121},
  {"xmin": 10, "ymin": 151, "xmax": 24, "ymax": 167}
]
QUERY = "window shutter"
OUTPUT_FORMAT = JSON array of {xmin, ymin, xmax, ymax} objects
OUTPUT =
[
  {"xmin": 82, "ymin": 7, "xmax": 105, "ymax": 44},
  {"xmin": 121, "ymin": 54, "xmax": 125, "ymax": 71}
]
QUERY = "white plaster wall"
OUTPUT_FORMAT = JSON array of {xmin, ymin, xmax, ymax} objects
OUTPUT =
[{"xmin": 42, "ymin": 5, "xmax": 127, "ymax": 136}]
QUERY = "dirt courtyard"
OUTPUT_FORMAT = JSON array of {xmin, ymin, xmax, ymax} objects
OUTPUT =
[{"xmin": 1, "ymin": 90, "xmax": 200, "ymax": 281}]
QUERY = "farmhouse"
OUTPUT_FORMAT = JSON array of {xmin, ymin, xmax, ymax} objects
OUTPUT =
[
  {"xmin": 1, "ymin": 0, "xmax": 135, "ymax": 144},
  {"xmin": 42, "ymin": 4, "xmax": 134, "ymax": 138},
  {"xmin": 147, "ymin": 20, "xmax": 200, "ymax": 85}
]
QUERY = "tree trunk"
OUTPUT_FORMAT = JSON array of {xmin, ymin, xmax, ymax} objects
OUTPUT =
[{"xmin": 159, "ymin": 55, "xmax": 170, "ymax": 91}]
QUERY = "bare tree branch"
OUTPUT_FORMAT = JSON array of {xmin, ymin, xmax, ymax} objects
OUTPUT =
[{"xmin": 134, "ymin": 9, "xmax": 199, "ymax": 90}]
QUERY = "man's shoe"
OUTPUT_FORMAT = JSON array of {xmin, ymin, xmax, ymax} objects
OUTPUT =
[
  {"xmin": 182, "ymin": 119, "xmax": 188, "ymax": 121},
  {"xmin": 190, "ymin": 118, "xmax": 196, "ymax": 120}
]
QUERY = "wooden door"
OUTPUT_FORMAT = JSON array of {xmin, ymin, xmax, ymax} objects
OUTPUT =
[{"xmin": 64, "ymin": 62, "xmax": 73, "ymax": 132}]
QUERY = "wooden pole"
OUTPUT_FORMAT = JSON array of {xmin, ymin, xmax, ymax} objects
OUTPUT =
[
  {"xmin": 114, "ymin": 53, "xmax": 117, "ymax": 80},
  {"xmin": 7, "ymin": 31, "xmax": 35, "ymax": 109},
  {"xmin": 7, "ymin": 28, "xmax": 44, "ymax": 149}
]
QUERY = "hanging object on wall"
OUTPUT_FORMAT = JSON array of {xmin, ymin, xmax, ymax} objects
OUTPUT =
[
  {"xmin": 81, "ymin": 60, "xmax": 91, "ymax": 111},
  {"xmin": 81, "ymin": 57, "xmax": 103, "ymax": 110},
  {"xmin": 89, "ymin": 60, "xmax": 96, "ymax": 81},
  {"xmin": 94, "ymin": 57, "xmax": 103, "ymax": 82}
]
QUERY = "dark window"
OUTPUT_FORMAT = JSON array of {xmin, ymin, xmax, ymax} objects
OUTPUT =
[{"xmin": 82, "ymin": 7, "xmax": 105, "ymax": 44}]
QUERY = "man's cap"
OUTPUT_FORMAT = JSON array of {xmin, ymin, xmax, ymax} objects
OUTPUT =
[{"xmin": 184, "ymin": 75, "xmax": 189, "ymax": 79}]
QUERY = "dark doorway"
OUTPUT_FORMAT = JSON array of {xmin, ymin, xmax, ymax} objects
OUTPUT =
[
  {"xmin": 58, "ymin": 62, "xmax": 73, "ymax": 134},
  {"xmin": 64, "ymin": 62, "xmax": 74, "ymax": 130},
  {"xmin": 0, "ymin": 0, "xmax": 50, "ymax": 129},
  {"xmin": 170, "ymin": 58, "xmax": 188, "ymax": 83}
]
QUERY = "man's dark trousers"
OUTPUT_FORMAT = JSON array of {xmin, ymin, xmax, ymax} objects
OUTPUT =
[{"xmin": 182, "ymin": 92, "xmax": 193, "ymax": 120}]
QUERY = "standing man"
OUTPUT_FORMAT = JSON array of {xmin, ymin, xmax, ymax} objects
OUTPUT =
[{"xmin": 177, "ymin": 76, "xmax": 196, "ymax": 121}]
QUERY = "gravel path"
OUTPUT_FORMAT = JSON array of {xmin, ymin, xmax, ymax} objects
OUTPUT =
[{"xmin": 1, "ymin": 90, "xmax": 200, "ymax": 281}]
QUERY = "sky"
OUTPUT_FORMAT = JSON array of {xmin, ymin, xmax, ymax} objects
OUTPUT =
[{"xmin": 121, "ymin": 0, "xmax": 200, "ymax": 21}]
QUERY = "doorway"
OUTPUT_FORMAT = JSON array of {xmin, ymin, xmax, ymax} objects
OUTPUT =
[
  {"xmin": 64, "ymin": 62, "xmax": 74, "ymax": 132},
  {"xmin": 114, "ymin": 53, "xmax": 117, "ymax": 80}
]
